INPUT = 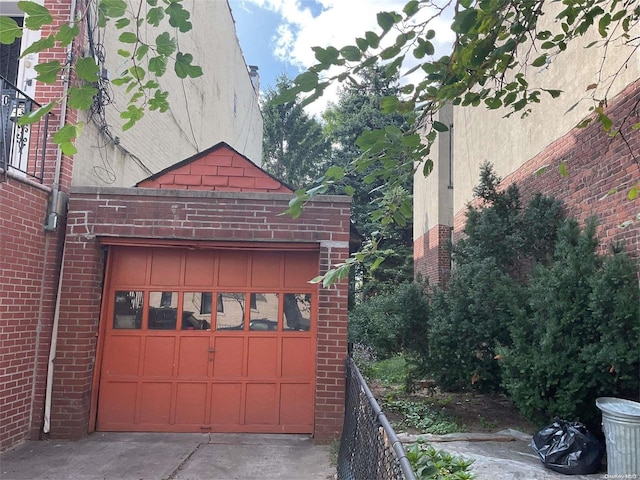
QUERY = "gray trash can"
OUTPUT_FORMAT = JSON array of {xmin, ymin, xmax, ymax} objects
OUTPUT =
[{"xmin": 596, "ymin": 397, "xmax": 640, "ymax": 476}]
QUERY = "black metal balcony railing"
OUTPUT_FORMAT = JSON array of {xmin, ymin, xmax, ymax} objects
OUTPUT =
[{"xmin": 1, "ymin": 76, "xmax": 50, "ymax": 183}]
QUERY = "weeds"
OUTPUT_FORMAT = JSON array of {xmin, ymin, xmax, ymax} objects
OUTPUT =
[
  {"xmin": 384, "ymin": 399, "xmax": 463, "ymax": 435},
  {"xmin": 406, "ymin": 441, "xmax": 476, "ymax": 479}
]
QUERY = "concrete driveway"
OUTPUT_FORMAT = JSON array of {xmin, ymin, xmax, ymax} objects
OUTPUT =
[{"xmin": 0, "ymin": 433, "xmax": 335, "ymax": 480}]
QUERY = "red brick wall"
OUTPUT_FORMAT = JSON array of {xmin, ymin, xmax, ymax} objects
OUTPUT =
[
  {"xmin": 0, "ymin": 179, "xmax": 64, "ymax": 451},
  {"xmin": 137, "ymin": 144, "xmax": 291, "ymax": 193},
  {"xmin": 54, "ymin": 188, "xmax": 351, "ymax": 442},
  {"xmin": 0, "ymin": 0, "xmax": 76, "ymax": 452},
  {"xmin": 413, "ymin": 224, "xmax": 451, "ymax": 287}
]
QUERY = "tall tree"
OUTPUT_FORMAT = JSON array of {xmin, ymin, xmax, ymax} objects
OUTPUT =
[
  {"xmin": 261, "ymin": 75, "xmax": 331, "ymax": 189},
  {"xmin": 323, "ymin": 65, "xmax": 414, "ymax": 296}
]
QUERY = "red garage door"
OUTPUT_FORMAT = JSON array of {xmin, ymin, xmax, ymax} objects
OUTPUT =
[{"xmin": 96, "ymin": 246, "xmax": 318, "ymax": 433}]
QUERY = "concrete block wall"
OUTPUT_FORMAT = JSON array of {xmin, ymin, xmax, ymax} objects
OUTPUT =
[{"xmin": 53, "ymin": 188, "xmax": 351, "ymax": 442}]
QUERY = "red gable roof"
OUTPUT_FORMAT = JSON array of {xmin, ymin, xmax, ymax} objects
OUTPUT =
[{"xmin": 136, "ymin": 142, "xmax": 292, "ymax": 193}]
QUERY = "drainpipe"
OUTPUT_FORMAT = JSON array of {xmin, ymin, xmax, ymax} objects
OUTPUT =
[{"xmin": 42, "ymin": 0, "xmax": 78, "ymax": 434}]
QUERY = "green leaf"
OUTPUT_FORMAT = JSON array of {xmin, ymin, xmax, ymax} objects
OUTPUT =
[
  {"xmin": 355, "ymin": 37, "xmax": 368, "ymax": 51},
  {"xmin": 377, "ymin": 12, "xmax": 395, "ymax": 33},
  {"xmin": 76, "ymin": 57, "xmax": 100, "ymax": 82},
  {"xmin": 129, "ymin": 65, "xmax": 145, "ymax": 80},
  {"xmin": 531, "ymin": 54, "xmax": 547, "ymax": 67},
  {"xmin": 155, "ymin": 32, "xmax": 176, "ymax": 56},
  {"xmin": 340, "ymin": 46, "xmax": 361, "ymax": 62},
  {"xmin": 433, "ymin": 121, "xmax": 449, "ymax": 132},
  {"xmin": 149, "ymin": 90, "xmax": 169, "ymax": 112},
  {"xmin": 148, "ymin": 56, "xmax": 168, "ymax": 76},
  {"xmin": 115, "ymin": 18, "xmax": 130, "ymax": 29},
  {"xmin": 403, "ymin": 0, "xmax": 419, "ymax": 17},
  {"xmin": 451, "ymin": 8, "xmax": 478, "ymax": 34},
  {"xmin": 56, "ymin": 24, "xmax": 80, "ymax": 47},
  {"xmin": 135, "ymin": 44, "xmax": 149, "ymax": 61},
  {"xmin": 558, "ymin": 161, "xmax": 568, "ymax": 177},
  {"xmin": 120, "ymin": 104, "xmax": 144, "ymax": 130},
  {"xmin": 98, "ymin": 0, "xmax": 127, "ymax": 18},
  {"xmin": 325, "ymin": 165, "xmax": 345, "ymax": 180},
  {"xmin": 166, "ymin": 1, "xmax": 192, "ymax": 33},
  {"xmin": 596, "ymin": 109, "xmax": 613, "ymax": 131},
  {"xmin": 19, "ymin": 1, "xmax": 53, "ymax": 29},
  {"xmin": 174, "ymin": 52, "xmax": 202, "ymax": 79},
  {"xmin": 68, "ymin": 86, "xmax": 98, "ymax": 109},
  {"xmin": 380, "ymin": 96, "xmax": 399, "ymax": 114},
  {"xmin": 365, "ymin": 31, "xmax": 380, "ymax": 49},
  {"xmin": 272, "ymin": 86, "xmax": 300, "ymax": 104},
  {"xmin": 119, "ymin": 32, "xmax": 138, "ymax": 44},
  {"xmin": 117, "ymin": 49, "xmax": 131, "ymax": 57},
  {"xmin": 111, "ymin": 75, "xmax": 132, "ymax": 86},
  {"xmin": 422, "ymin": 159, "xmax": 433, "ymax": 176},
  {"xmin": 34, "ymin": 61, "xmax": 61, "ymax": 84},
  {"xmin": 17, "ymin": 101, "xmax": 55, "ymax": 125},
  {"xmin": 146, "ymin": 6, "xmax": 164, "ymax": 26},
  {"xmin": 53, "ymin": 122, "xmax": 84, "ymax": 155},
  {"xmin": 20, "ymin": 35, "xmax": 55, "ymax": 57},
  {"xmin": 294, "ymin": 71, "xmax": 318, "ymax": 92},
  {"xmin": 0, "ymin": 17, "xmax": 23, "ymax": 44},
  {"xmin": 628, "ymin": 184, "xmax": 639, "ymax": 201},
  {"xmin": 544, "ymin": 89, "xmax": 562, "ymax": 98}
]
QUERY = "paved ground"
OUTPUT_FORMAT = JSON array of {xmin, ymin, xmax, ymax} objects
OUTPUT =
[
  {"xmin": 0, "ymin": 430, "xmax": 609, "ymax": 480},
  {"xmin": 0, "ymin": 433, "xmax": 335, "ymax": 480}
]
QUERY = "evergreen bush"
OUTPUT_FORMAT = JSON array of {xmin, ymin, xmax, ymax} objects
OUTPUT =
[{"xmin": 501, "ymin": 220, "xmax": 640, "ymax": 424}]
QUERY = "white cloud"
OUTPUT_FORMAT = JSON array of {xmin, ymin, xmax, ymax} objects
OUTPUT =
[{"xmin": 238, "ymin": 0, "xmax": 456, "ymax": 116}]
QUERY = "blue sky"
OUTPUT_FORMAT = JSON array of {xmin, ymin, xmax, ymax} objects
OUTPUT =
[{"xmin": 227, "ymin": 0, "xmax": 455, "ymax": 114}]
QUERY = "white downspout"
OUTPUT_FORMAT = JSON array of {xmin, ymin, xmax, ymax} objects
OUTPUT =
[{"xmin": 42, "ymin": 0, "xmax": 78, "ymax": 434}]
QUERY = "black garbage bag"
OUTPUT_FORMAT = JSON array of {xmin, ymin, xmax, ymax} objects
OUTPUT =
[{"xmin": 531, "ymin": 420, "xmax": 604, "ymax": 475}]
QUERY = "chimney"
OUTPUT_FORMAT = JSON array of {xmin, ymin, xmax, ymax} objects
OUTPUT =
[{"xmin": 248, "ymin": 65, "xmax": 260, "ymax": 93}]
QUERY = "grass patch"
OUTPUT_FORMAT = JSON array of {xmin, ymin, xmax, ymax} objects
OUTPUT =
[{"xmin": 369, "ymin": 355, "xmax": 407, "ymax": 386}]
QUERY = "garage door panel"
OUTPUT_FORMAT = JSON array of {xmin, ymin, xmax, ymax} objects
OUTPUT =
[
  {"xmin": 212, "ymin": 337, "xmax": 244, "ymax": 377},
  {"xmin": 150, "ymin": 250, "xmax": 182, "ymax": 285},
  {"xmin": 245, "ymin": 383, "xmax": 277, "ymax": 425},
  {"xmin": 247, "ymin": 337, "xmax": 277, "ymax": 378},
  {"xmin": 284, "ymin": 252, "xmax": 318, "ymax": 287},
  {"xmin": 217, "ymin": 251, "xmax": 248, "ymax": 287},
  {"xmin": 280, "ymin": 383, "xmax": 313, "ymax": 426},
  {"xmin": 251, "ymin": 252, "xmax": 281, "ymax": 288},
  {"xmin": 177, "ymin": 336, "xmax": 210, "ymax": 377},
  {"xmin": 211, "ymin": 383, "xmax": 242, "ymax": 425},
  {"xmin": 98, "ymin": 382, "xmax": 137, "ymax": 425},
  {"xmin": 112, "ymin": 249, "xmax": 147, "ymax": 285},
  {"xmin": 140, "ymin": 382, "xmax": 172, "ymax": 424},
  {"xmin": 175, "ymin": 383, "xmax": 208, "ymax": 425},
  {"xmin": 143, "ymin": 336, "xmax": 175, "ymax": 376},
  {"xmin": 103, "ymin": 336, "xmax": 140, "ymax": 376},
  {"xmin": 281, "ymin": 337, "xmax": 312, "ymax": 378},
  {"xmin": 184, "ymin": 251, "xmax": 214, "ymax": 286}
]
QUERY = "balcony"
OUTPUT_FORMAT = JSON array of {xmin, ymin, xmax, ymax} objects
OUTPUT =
[{"xmin": 1, "ymin": 76, "xmax": 50, "ymax": 183}]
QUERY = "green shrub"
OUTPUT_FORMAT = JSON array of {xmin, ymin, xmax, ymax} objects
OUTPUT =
[
  {"xmin": 501, "ymin": 219, "xmax": 640, "ymax": 424},
  {"xmin": 425, "ymin": 164, "xmax": 562, "ymax": 392},
  {"xmin": 348, "ymin": 281, "xmax": 430, "ymax": 359},
  {"xmin": 427, "ymin": 259, "xmax": 524, "ymax": 392}
]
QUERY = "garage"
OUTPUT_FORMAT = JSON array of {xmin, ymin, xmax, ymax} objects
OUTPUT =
[{"xmin": 97, "ymin": 245, "xmax": 318, "ymax": 433}]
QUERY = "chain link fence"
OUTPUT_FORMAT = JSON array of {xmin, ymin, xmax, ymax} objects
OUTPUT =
[{"xmin": 337, "ymin": 356, "xmax": 416, "ymax": 480}]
